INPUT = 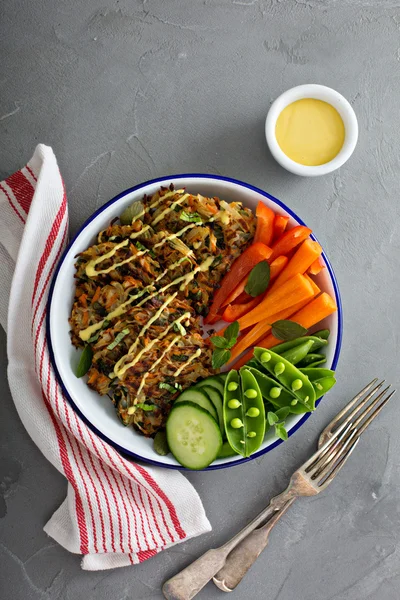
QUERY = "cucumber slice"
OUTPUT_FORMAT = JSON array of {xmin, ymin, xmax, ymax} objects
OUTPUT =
[
  {"xmin": 218, "ymin": 373, "xmax": 228, "ymax": 382},
  {"xmin": 166, "ymin": 401, "xmax": 222, "ymax": 469},
  {"xmin": 175, "ymin": 388, "xmax": 218, "ymax": 422},
  {"xmin": 202, "ymin": 385, "xmax": 224, "ymax": 434},
  {"xmin": 196, "ymin": 376, "xmax": 224, "ymax": 396}
]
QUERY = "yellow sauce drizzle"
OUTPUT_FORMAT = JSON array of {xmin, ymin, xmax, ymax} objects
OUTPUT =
[
  {"xmin": 153, "ymin": 223, "xmax": 196, "ymax": 248},
  {"xmin": 114, "ymin": 312, "xmax": 191, "ymax": 378},
  {"xmin": 129, "ymin": 224, "xmax": 151, "ymax": 240},
  {"xmin": 86, "ymin": 239, "xmax": 129, "ymax": 277},
  {"xmin": 148, "ymin": 189, "xmax": 184, "ymax": 211},
  {"xmin": 124, "ymin": 292, "xmax": 177, "ymax": 359},
  {"xmin": 128, "ymin": 334, "xmax": 181, "ymax": 412},
  {"xmin": 78, "ymin": 286, "xmax": 154, "ymax": 341},
  {"xmin": 173, "ymin": 347, "xmax": 202, "ymax": 377},
  {"xmin": 151, "ymin": 193, "xmax": 189, "ymax": 226}
]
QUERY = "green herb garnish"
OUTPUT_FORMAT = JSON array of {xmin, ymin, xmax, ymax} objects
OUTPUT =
[
  {"xmin": 245, "ymin": 261, "xmax": 270, "ymax": 297},
  {"xmin": 271, "ymin": 320, "xmax": 308, "ymax": 341},
  {"xmin": 174, "ymin": 322, "xmax": 186, "ymax": 336},
  {"xmin": 75, "ymin": 346, "xmax": 93, "ymax": 378},
  {"xmin": 107, "ymin": 329, "xmax": 129, "ymax": 350},
  {"xmin": 274, "ymin": 423, "xmax": 288, "ymax": 441},
  {"xmin": 135, "ymin": 403, "xmax": 155, "ymax": 412},
  {"xmin": 135, "ymin": 241, "xmax": 147, "ymax": 252},
  {"xmin": 159, "ymin": 382, "xmax": 179, "ymax": 394},
  {"xmin": 180, "ymin": 211, "xmax": 202, "ymax": 223},
  {"xmin": 210, "ymin": 321, "xmax": 239, "ymax": 369}
]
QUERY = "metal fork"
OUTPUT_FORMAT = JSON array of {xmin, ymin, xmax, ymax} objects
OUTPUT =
[
  {"xmin": 162, "ymin": 380, "xmax": 395, "ymax": 600},
  {"xmin": 213, "ymin": 378, "xmax": 394, "ymax": 591}
]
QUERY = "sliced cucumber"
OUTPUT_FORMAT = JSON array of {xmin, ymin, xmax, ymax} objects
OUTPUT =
[
  {"xmin": 218, "ymin": 373, "xmax": 228, "ymax": 382},
  {"xmin": 175, "ymin": 388, "xmax": 218, "ymax": 422},
  {"xmin": 166, "ymin": 401, "xmax": 222, "ymax": 469},
  {"xmin": 202, "ymin": 385, "xmax": 224, "ymax": 434},
  {"xmin": 196, "ymin": 376, "xmax": 224, "ymax": 396}
]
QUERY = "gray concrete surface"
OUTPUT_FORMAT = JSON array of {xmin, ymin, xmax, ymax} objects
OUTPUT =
[{"xmin": 1, "ymin": 1, "xmax": 400, "ymax": 598}]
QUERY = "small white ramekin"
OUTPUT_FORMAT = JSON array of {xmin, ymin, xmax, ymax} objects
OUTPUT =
[{"xmin": 265, "ymin": 84, "xmax": 358, "ymax": 177}]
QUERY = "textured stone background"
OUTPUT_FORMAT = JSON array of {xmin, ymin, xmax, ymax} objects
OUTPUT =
[{"xmin": 1, "ymin": 1, "xmax": 400, "ymax": 599}]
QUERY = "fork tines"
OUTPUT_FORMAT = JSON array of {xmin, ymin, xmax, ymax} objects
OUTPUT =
[{"xmin": 304, "ymin": 379, "xmax": 396, "ymax": 488}]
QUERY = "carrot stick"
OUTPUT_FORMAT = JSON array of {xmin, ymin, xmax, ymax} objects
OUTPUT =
[
  {"xmin": 227, "ymin": 296, "xmax": 311, "ymax": 365},
  {"xmin": 231, "ymin": 292, "xmax": 336, "ymax": 369},
  {"xmin": 269, "ymin": 239, "xmax": 323, "ymax": 292},
  {"xmin": 303, "ymin": 273, "xmax": 320, "ymax": 297},
  {"xmin": 273, "ymin": 215, "xmax": 289, "ymax": 242},
  {"xmin": 251, "ymin": 293, "xmax": 337, "ymax": 351},
  {"xmin": 269, "ymin": 256, "xmax": 288, "ymax": 281},
  {"xmin": 269, "ymin": 225, "xmax": 312, "ymax": 262},
  {"xmin": 236, "ymin": 273, "xmax": 314, "ymax": 331},
  {"xmin": 307, "ymin": 257, "xmax": 325, "ymax": 275}
]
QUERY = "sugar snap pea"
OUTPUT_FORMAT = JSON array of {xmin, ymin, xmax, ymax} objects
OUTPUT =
[
  {"xmin": 223, "ymin": 369, "xmax": 266, "ymax": 458},
  {"xmin": 217, "ymin": 440, "xmax": 239, "ymax": 459},
  {"xmin": 254, "ymin": 347, "xmax": 316, "ymax": 410},
  {"xmin": 243, "ymin": 366, "xmax": 311, "ymax": 414},
  {"xmin": 300, "ymin": 368, "xmax": 336, "ymax": 400},
  {"xmin": 312, "ymin": 329, "xmax": 330, "ymax": 340},
  {"xmin": 270, "ymin": 335, "xmax": 328, "ymax": 356},
  {"xmin": 281, "ymin": 340, "xmax": 314, "ymax": 365},
  {"xmin": 298, "ymin": 353, "xmax": 327, "ymax": 368}
]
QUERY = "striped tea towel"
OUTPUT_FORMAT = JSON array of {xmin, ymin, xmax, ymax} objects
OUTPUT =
[{"xmin": 0, "ymin": 144, "xmax": 211, "ymax": 570}]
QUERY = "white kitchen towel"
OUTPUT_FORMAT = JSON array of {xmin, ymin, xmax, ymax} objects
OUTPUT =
[{"xmin": 0, "ymin": 144, "xmax": 211, "ymax": 570}]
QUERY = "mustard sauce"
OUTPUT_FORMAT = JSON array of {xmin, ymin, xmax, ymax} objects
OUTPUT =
[{"xmin": 275, "ymin": 98, "xmax": 345, "ymax": 166}]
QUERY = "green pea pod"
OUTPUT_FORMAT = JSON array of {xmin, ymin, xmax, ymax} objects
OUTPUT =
[
  {"xmin": 300, "ymin": 368, "xmax": 335, "ymax": 381},
  {"xmin": 270, "ymin": 336, "xmax": 328, "ymax": 356},
  {"xmin": 254, "ymin": 347, "xmax": 316, "ymax": 410},
  {"xmin": 217, "ymin": 440, "xmax": 239, "ymax": 459},
  {"xmin": 312, "ymin": 329, "xmax": 330, "ymax": 340},
  {"xmin": 297, "ymin": 353, "xmax": 327, "ymax": 367},
  {"xmin": 223, "ymin": 370, "xmax": 266, "ymax": 458},
  {"xmin": 281, "ymin": 340, "xmax": 314, "ymax": 365},
  {"xmin": 300, "ymin": 368, "xmax": 336, "ymax": 400},
  {"xmin": 243, "ymin": 366, "xmax": 311, "ymax": 415}
]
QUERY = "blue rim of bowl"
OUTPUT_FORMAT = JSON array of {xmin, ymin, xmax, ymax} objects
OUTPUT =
[{"xmin": 47, "ymin": 174, "xmax": 343, "ymax": 471}]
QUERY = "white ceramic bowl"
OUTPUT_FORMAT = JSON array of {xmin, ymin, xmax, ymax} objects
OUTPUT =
[
  {"xmin": 265, "ymin": 84, "xmax": 358, "ymax": 177},
  {"xmin": 47, "ymin": 175, "xmax": 342, "ymax": 470}
]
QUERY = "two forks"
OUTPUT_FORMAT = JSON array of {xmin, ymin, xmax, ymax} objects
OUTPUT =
[{"xmin": 163, "ymin": 379, "xmax": 395, "ymax": 600}]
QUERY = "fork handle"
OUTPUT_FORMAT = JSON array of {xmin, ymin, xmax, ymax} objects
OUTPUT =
[
  {"xmin": 213, "ymin": 498, "xmax": 296, "ymax": 592},
  {"xmin": 163, "ymin": 485, "xmax": 298, "ymax": 600}
]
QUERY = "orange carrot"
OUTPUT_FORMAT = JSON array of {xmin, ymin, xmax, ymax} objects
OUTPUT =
[
  {"xmin": 236, "ymin": 273, "xmax": 314, "ymax": 331},
  {"xmin": 222, "ymin": 296, "xmax": 262, "ymax": 322},
  {"xmin": 269, "ymin": 256, "xmax": 288, "ymax": 281},
  {"xmin": 303, "ymin": 273, "xmax": 320, "ymax": 297},
  {"xmin": 252, "ymin": 293, "xmax": 337, "ymax": 351},
  {"xmin": 269, "ymin": 239, "xmax": 323, "ymax": 292},
  {"xmin": 269, "ymin": 226, "xmax": 312, "ymax": 262},
  {"xmin": 232, "ymin": 292, "xmax": 336, "ymax": 369},
  {"xmin": 273, "ymin": 215, "xmax": 289, "ymax": 241},
  {"xmin": 228, "ymin": 296, "xmax": 312, "ymax": 365},
  {"xmin": 307, "ymin": 257, "xmax": 325, "ymax": 275}
]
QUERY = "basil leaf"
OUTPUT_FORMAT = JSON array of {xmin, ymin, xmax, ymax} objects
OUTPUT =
[
  {"xmin": 267, "ymin": 411, "xmax": 278, "ymax": 426},
  {"xmin": 275, "ymin": 406, "xmax": 290, "ymax": 421},
  {"xmin": 120, "ymin": 201, "xmax": 144, "ymax": 225},
  {"xmin": 154, "ymin": 431, "xmax": 170, "ymax": 456},
  {"xmin": 224, "ymin": 321, "xmax": 239, "ymax": 343},
  {"xmin": 180, "ymin": 211, "xmax": 203, "ymax": 223},
  {"xmin": 212, "ymin": 348, "xmax": 231, "ymax": 369},
  {"xmin": 275, "ymin": 423, "xmax": 288, "ymax": 441},
  {"xmin": 76, "ymin": 346, "xmax": 93, "ymax": 378},
  {"xmin": 210, "ymin": 336, "xmax": 230, "ymax": 349},
  {"xmin": 107, "ymin": 329, "xmax": 129, "ymax": 350},
  {"xmin": 245, "ymin": 261, "xmax": 270, "ymax": 297},
  {"xmin": 271, "ymin": 320, "xmax": 308, "ymax": 341}
]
